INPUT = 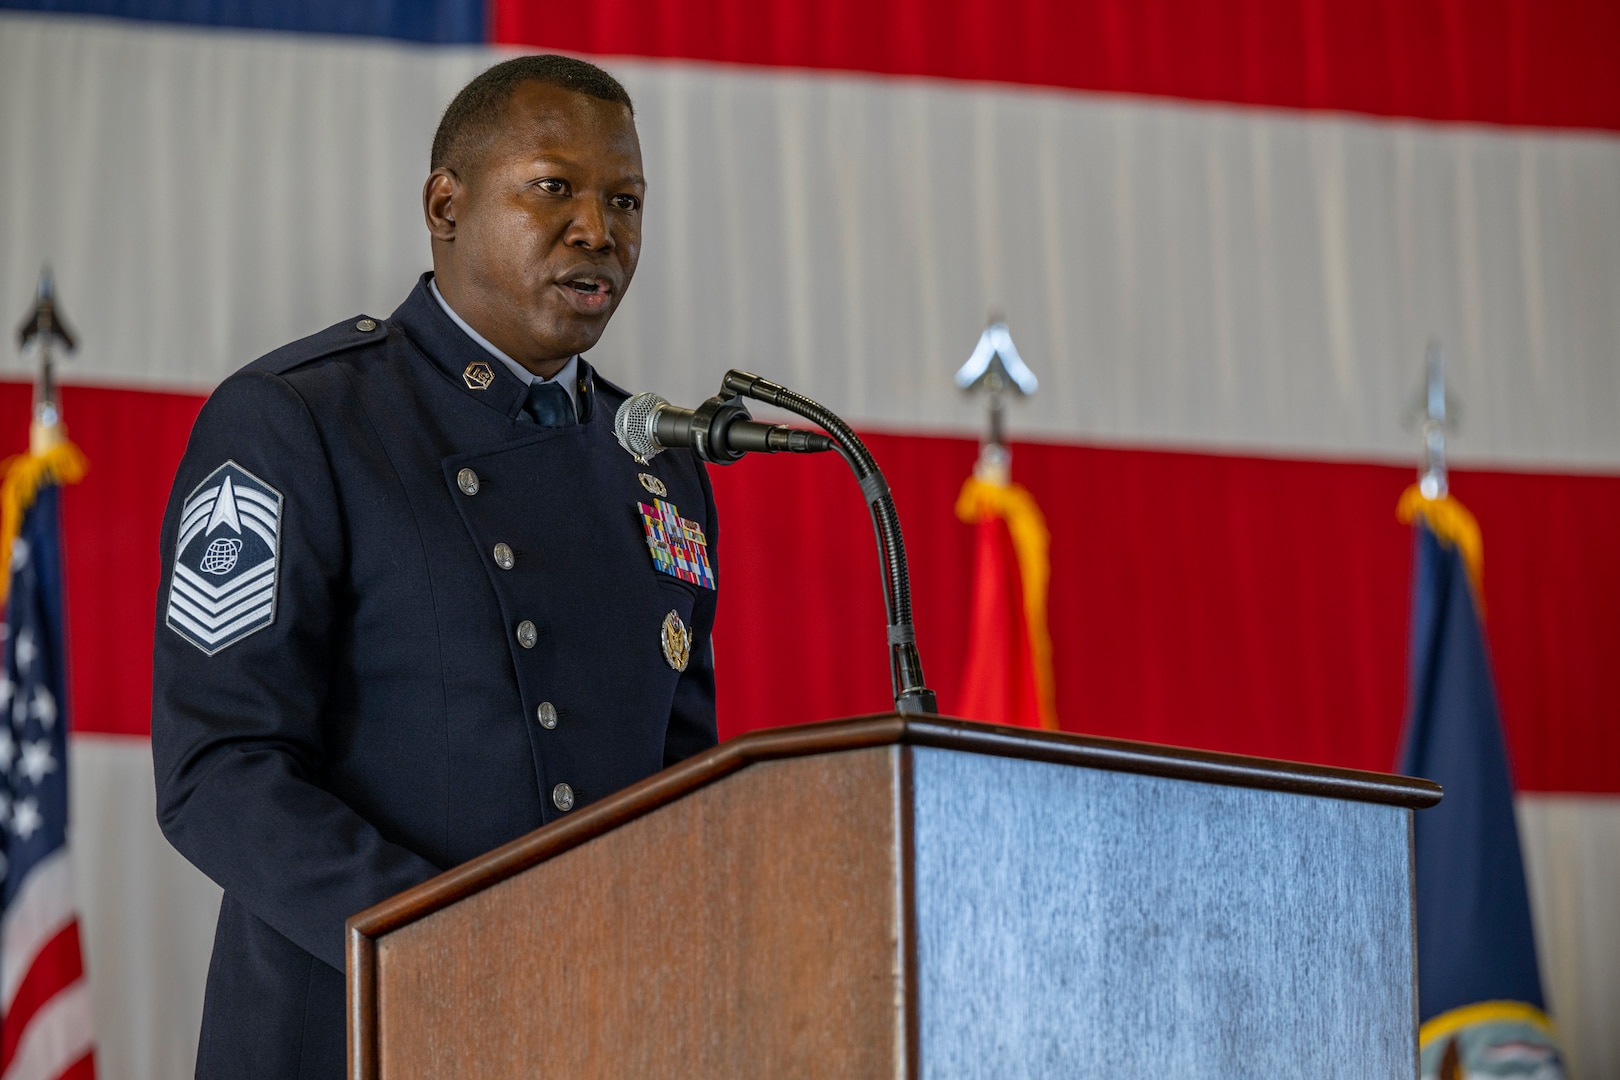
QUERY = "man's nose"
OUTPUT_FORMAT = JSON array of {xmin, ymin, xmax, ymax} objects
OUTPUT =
[{"xmin": 566, "ymin": 198, "xmax": 614, "ymax": 252}]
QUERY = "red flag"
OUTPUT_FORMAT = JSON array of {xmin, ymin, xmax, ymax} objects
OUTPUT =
[{"xmin": 955, "ymin": 474, "xmax": 1057, "ymax": 730}]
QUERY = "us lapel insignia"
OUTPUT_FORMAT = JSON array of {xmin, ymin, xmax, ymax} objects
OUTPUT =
[
  {"xmin": 463, "ymin": 361, "xmax": 495, "ymax": 390},
  {"xmin": 637, "ymin": 473, "xmax": 668, "ymax": 497},
  {"xmin": 165, "ymin": 460, "xmax": 284, "ymax": 655},
  {"xmin": 661, "ymin": 610, "xmax": 692, "ymax": 672},
  {"xmin": 638, "ymin": 498, "xmax": 715, "ymax": 590}
]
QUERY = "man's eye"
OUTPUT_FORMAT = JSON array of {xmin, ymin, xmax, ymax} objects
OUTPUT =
[
  {"xmin": 537, "ymin": 179, "xmax": 568, "ymax": 195},
  {"xmin": 612, "ymin": 195, "xmax": 641, "ymax": 212}
]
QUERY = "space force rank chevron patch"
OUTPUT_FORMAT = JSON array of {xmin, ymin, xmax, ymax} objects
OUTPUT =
[
  {"xmin": 166, "ymin": 461, "xmax": 284, "ymax": 655},
  {"xmin": 638, "ymin": 498, "xmax": 715, "ymax": 590}
]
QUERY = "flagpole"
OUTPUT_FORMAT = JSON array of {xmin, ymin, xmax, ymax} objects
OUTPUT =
[
  {"xmin": 3, "ymin": 269, "xmax": 87, "ymax": 606},
  {"xmin": 18, "ymin": 267, "xmax": 76, "ymax": 456},
  {"xmin": 1419, "ymin": 340, "xmax": 1449, "ymax": 500},
  {"xmin": 1397, "ymin": 340, "xmax": 1483, "ymax": 601},
  {"xmin": 955, "ymin": 312, "xmax": 1037, "ymax": 486}
]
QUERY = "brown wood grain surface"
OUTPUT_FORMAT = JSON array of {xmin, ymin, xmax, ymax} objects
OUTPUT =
[
  {"xmin": 370, "ymin": 746, "xmax": 906, "ymax": 1079},
  {"xmin": 348, "ymin": 715, "xmax": 1441, "ymax": 1077}
]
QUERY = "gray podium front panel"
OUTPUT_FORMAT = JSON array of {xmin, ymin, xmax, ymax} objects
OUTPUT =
[{"xmin": 911, "ymin": 746, "xmax": 1416, "ymax": 1079}]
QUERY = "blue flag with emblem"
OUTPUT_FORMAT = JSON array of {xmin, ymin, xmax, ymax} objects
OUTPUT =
[{"xmin": 1395, "ymin": 489, "xmax": 1565, "ymax": 1079}]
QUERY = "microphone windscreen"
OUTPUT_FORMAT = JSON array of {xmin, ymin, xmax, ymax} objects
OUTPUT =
[{"xmin": 614, "ymin": 392, "xmax": 668, "ymax": 461}]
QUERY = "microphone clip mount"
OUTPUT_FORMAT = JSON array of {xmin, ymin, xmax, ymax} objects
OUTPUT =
[{"xmin": 683, "ymin": 395, "xmax": 755, "ymax": 466}]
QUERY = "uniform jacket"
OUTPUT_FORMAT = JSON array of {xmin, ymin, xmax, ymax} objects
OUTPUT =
[{"xmin": 151, "ymin": 274, "xmax": 719, "ymax": 1079}]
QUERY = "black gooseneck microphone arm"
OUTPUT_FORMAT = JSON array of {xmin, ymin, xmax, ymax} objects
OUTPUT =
[{"xmin": 721, "ymin": 370, "xmax": 938, "ymax": 716}]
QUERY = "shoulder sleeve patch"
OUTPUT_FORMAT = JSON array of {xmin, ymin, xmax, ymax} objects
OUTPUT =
[{"xmin": 165, "ymin": 460, "xmax": 284, "ymax": 655}]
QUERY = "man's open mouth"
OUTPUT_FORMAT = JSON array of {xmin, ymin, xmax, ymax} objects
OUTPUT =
[{"xmin": 565, "ymin": 278, "xmax": 609, "ymax": 295}]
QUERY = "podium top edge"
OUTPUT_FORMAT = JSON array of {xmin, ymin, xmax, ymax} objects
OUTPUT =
[
  {"xmin": 347, "ymin": 715, "xmax": 1439, "ymax": 945},
  {"xmin": 731, "ymin": 714, "xmax": 1442, "ymax": 809}
]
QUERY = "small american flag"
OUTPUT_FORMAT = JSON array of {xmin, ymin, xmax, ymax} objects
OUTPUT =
[{"xmin": 0, "ymin": 479, "xmax": 94, "ymax": 1080}]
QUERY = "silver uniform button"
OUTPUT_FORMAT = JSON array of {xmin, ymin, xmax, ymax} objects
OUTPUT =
[
  {"xmin": 356, "ymin": 318, "xmax": 377, "ymax": 332},
  {"xmin": 456, "ymin": 468, "xmax": 480, "ymax": 496},
  {"xmin": 536, "ymin": 701, "xmax": 558, "ymax": 729},
  {"xmin": 552, "ymin": 783, "xmax": 575, "ymax": 812},
  {"xmin": 493, "ymin": 543, "xmax": 515, "ymax": 570},
  {"xmin": 516, "ymin": 620, "xmax": 537, "ymax": 649}
]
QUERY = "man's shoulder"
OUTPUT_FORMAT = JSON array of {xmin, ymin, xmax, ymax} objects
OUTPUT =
[{"xmin": 243, "ymin": 314, "xmax": 393, "ymax": 379}]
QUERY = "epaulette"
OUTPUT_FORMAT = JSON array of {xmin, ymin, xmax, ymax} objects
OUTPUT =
[{"xmin": 244, "ymin": 315, "xmax": 389, "ymax": 376}]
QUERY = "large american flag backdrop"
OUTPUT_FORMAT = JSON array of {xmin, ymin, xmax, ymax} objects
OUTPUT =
[{"xmin": 1, "ymin": 1, "xmax": 1617, "ymax": 1076}]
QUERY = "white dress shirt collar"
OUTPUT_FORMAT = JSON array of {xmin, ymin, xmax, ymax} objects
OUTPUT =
[{"xmin": 430, "ymin": 277, "xmax": 579, "ymax": 409}]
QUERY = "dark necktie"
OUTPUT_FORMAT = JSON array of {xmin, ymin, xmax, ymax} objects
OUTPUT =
[{"xmin": 525, "ymin": 380, "xmax": 576, "ymax": 428}]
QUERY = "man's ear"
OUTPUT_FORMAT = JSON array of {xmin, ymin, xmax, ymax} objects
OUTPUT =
[{"xmin": 424, "ymin": 168, "xmax": 460, "ymax": 241}]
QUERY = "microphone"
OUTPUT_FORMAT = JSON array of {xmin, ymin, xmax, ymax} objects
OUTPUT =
[{"xmin": 614, "ymin": 392, "xmax": 834, "ymax": 465}]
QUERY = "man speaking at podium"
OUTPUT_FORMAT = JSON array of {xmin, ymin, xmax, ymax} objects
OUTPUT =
[{"xmin": 151, "ymin": 56, "xmax": 719, "ymax": 1078}]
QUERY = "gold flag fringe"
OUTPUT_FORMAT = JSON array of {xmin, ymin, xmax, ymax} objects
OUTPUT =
[
  {"xmin": 956, "ymin": 475, "xmax": 1059, "ymax": 730},
  {"xmin": 1397, "ymin": 484, "xmax": 1485, "ymax": 614},
  {"xmin": 0, "ymin": 438, "xmax": 88, "ymax": 607}
]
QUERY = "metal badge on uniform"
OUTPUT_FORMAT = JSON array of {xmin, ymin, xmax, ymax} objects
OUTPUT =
[
  {"xmin": 463, "ymin": 361, "xmax": 495, "ymax": 391},
  {"xmin": 165, "ymin": 461, "xmax": 283, "ymax": 655},
  {"xmin": 638, "ymin": 498, "xmax": 715, "ymax": 590},
  {"xmin": 637, "ymin": 473, "xmax": 667, "ymax": 497},
  {"xmin": 661, "ymin": 610, "xmax": 691, "ymax": 672}
]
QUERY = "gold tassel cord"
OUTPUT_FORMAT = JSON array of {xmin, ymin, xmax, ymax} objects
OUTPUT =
[
  {"xmin": 956, "ymin": 475, "xmax": 1059, "ymax": 730},
  {"xmin": 1419, "ymin": 999, "xmax": 1559, "ymax": 1051},
  {"xmin": 0, "ymin": 437, "xmax": 88, "ymax": 607},
  {"xmin": 1396, "ymin": 484, "xmax": 1485, "ymax": 614}
]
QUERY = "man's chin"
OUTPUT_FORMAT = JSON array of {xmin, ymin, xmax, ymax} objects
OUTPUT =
[{"xmin": 523, "ymin": 320, "xmax": 610, "ymax": 368}]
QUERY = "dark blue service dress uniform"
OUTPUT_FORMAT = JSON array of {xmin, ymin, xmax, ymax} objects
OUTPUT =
[{"xmin": 151, "ymin": 274, "xmax": 719, "ymax": 1079}]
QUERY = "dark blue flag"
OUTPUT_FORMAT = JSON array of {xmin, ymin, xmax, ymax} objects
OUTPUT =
[{"xmin": 1398, "ymin": 510, "xmax": 1564, "ymax": 1078}]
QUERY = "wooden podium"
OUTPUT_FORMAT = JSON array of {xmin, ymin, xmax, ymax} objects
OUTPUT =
[{"xmin": 347, "ymin": 715, "xmax": 1440, "ymax": 1079}]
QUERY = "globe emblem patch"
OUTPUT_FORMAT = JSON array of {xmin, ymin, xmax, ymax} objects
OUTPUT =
[
  {"xmin": 165, "ymin": 461, "xmax": 283, "ymax": 655},
  {"xmin": 200, "ymin": 537, "xmax": 243, "ymax": 575}
]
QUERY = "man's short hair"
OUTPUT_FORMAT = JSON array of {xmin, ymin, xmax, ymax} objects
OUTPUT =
[{"xmin": 431, "ymin": 54, "xmax": 634, "ymax": 176}]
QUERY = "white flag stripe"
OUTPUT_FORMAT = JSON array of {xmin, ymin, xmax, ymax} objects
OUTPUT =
[
  {"xmin": 167, "ymin": 581, "xmax": 275, "ymax": 633},
  {"xmin": 172, "ymin": 558, "xmax": 275, "ymax": 601},
  {"xmin": 166, "ymin": 602, "xmax": 275, "ymax": 650},
  {"xmin": 4, "ymin": 13, "xmax": 1620, "ymax": 468},
  {"xmin": 0, "ymin": 849, "xmax": 76, "ymax": 1012},
  {"xmin": 0, "ymin": 977, "xmax": 94, "ymax": 1080}
]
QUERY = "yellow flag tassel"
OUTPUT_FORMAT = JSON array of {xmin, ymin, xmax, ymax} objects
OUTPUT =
[
  {"xmin": 0, "ymin": 430, "xmax": 88, "ymax": 607},
  {"xmin": 1396, "ymin": 484, "xmax": 1484, "ymax": 611},
  {"xmin": 956, "ymin": 474, "xmax": 1059, "ymax": 730}
]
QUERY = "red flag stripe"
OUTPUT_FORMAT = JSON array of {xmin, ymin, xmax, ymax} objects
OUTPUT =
[
  {"xmin": 2, "ymin": 383, "xmax": 1614, "ymax": 791},
  {"xmin": 493, "ymin": 0, "xmax": 1620, "ymax": 133},
  {"xmin": 0, "ymin": 981, "xmax": 93, "ymax": 1080},
  {"xmin": 55, "ymin": 1052, "xmax": 94, "ymax": 1080},
  {"xmin": 708, "ymin": 434, "xmax": 1620, "ymax": 793},
  {"xmin": 0, "ymin": 923, "xmax": 85, "ymax": 1073}
]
